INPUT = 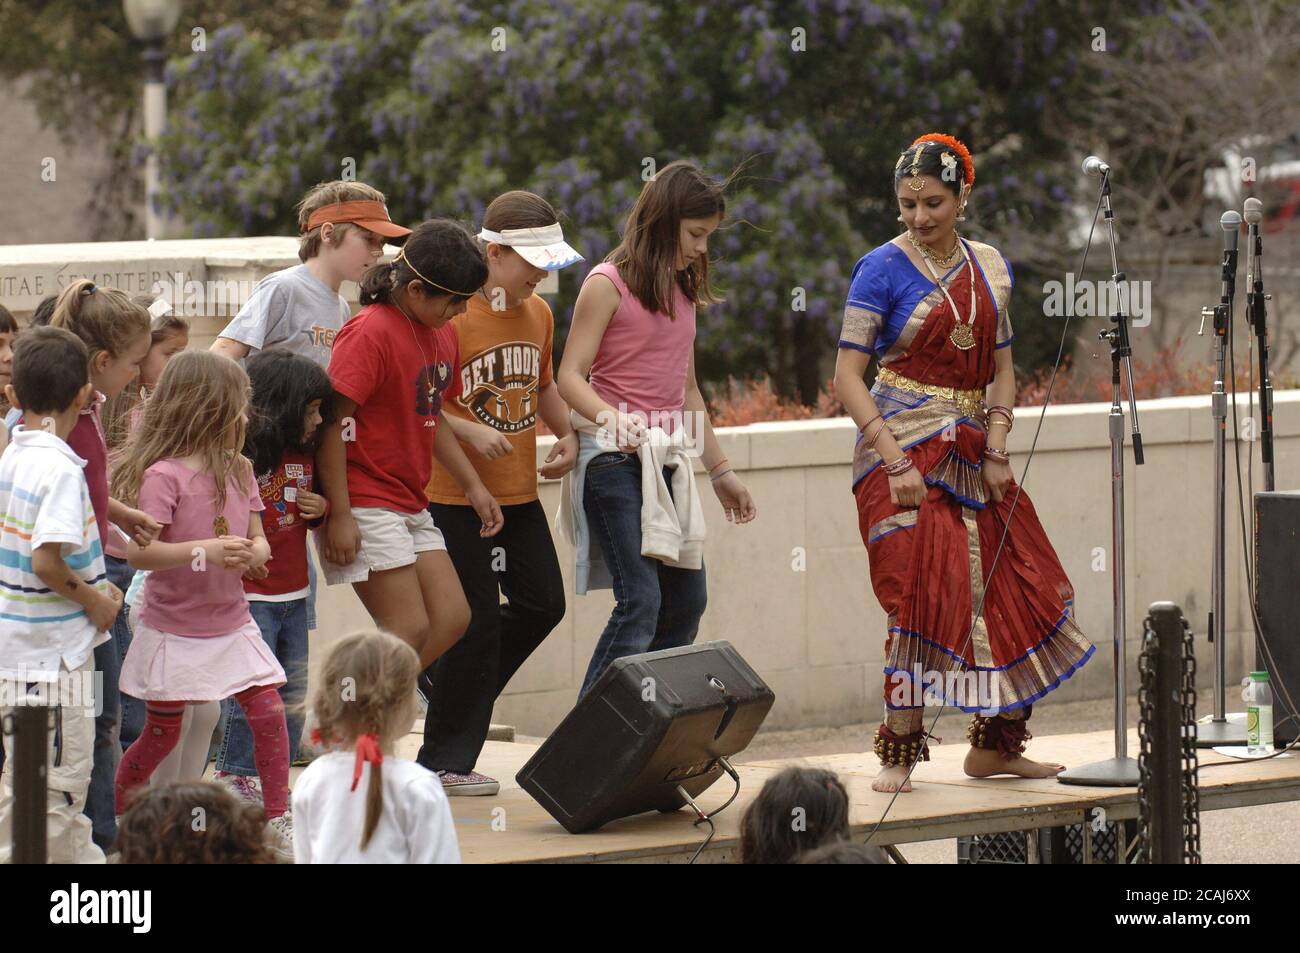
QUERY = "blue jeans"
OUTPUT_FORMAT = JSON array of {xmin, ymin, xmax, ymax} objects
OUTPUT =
[
  {"xmin": 84, "ymin": 554, "xmax": 135, "ymax": 850},
  {"xmin": 215, "ymin": 598, "xmax": 307, "ymax": 774},
  {"xmin": 116, "ymin": 576, "xmax": 144, "ymax": 752},
  {"xmin": 579, "ymin": 451, "xmax": 708, "ymax": 698},
  {"xmin": 306, "ymin": 548, "xmax": 318, "ymax": 631}
]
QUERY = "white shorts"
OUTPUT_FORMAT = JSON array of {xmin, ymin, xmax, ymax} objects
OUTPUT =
[{"xmin": 317, "ymin": 506, "xmax": 446, "ymax": 586}]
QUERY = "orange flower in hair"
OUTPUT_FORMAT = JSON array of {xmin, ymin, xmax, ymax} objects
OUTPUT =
[{"xmin": 912, "ymin": 133, "xmax": 975, "ymax": 187}]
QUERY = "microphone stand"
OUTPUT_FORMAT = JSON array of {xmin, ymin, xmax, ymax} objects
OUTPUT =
[
  {"xmin": 1245, "ymin": 210, "xmax": 1275, "ymax": 490},
  {"xmin": 1059, "ymin": 169, "xmax": 1143, "ymax": 787},
  {"xmin": 1194, "ymin": 211, "xmax": 1247, "ymax": 748}
]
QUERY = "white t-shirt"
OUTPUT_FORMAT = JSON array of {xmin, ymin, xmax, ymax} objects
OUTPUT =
[
  {"xmin": 217, "ymin": 264, "xmax": 351, "ymax": 368},
  {"xmin": 0, "ymin": 426, "xmax": 109, "ymax": 682},
  {"xmin": 291, "ymin": 751, "xmax": 461, "ymax": 864}
]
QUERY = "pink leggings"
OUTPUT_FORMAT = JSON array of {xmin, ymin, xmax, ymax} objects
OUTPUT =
[{"xmin": 115, "ymin": 684, "xmax": 289, "ymax": 817}]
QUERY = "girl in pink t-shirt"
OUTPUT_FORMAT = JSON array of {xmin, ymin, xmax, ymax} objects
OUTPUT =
[
  {"xmin": 110, "ymin": 351, "xmax": 292, "ymax": 842},
  {"xmin": 557, "ymin": 161, "xmax": 758, "ymax": 698}
]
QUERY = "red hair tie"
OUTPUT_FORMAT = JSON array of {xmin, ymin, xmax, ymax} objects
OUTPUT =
[
  {"xmin": 351, "ymin": 733, "xmax": 384, "ymax": 791},
  {"xmin": 912, "ymin": 133, "xmax": 976, "ymax": 187}
]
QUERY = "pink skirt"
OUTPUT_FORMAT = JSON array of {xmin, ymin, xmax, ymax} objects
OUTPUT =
[{"xmin": 119, "ymin": 617, "xmax": 286, "ymax": 702}]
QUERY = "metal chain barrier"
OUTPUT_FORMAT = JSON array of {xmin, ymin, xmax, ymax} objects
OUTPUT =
[{"xmin": 1136, "ymin": 602, "xmax": 1201, "ymax": 863}]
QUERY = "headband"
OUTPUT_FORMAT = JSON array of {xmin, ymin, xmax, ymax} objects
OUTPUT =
[{"xmin": 395, "ymin": 246, "xmax": 479, "ymax": 297}]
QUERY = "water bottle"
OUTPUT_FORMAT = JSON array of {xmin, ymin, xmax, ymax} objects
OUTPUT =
[{"xmin": 1243, "ymin": 671, "xmax": 1274, "ymax": 756}]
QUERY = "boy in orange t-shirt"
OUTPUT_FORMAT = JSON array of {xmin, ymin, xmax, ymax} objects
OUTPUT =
[{"xmin": 421, "ymin": 192, "xmax": 583, "ymax": 794}]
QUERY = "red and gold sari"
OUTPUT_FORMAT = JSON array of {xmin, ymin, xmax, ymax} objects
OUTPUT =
[{"xmin": 841, "ymin": 238, "xmax": 1093, "ymax": 725}]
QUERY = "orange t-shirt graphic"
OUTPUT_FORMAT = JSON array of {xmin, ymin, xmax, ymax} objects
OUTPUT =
[{"xmin": 425, "ymin": 292, "xmax": 555, "ymax": 506}]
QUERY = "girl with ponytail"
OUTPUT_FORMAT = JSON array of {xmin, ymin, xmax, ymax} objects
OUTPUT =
[{"xmin": 292, "ymin": 630, "xmax": 459, "ymax": 863}]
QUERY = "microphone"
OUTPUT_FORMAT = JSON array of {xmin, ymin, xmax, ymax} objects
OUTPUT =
[
  {"xmin": 1244, "ymin": 198, "xmax": 1262, "ymax": 295},
  {"xmin": 1220, "ymin": 209, "xmax": 1241, "ymax": 251},
  {"xmin": 1082, "ymin": 155, "xmax": 1110, "ymax": 177},
  {"xmin": 1243, "ymin": 197, "xmax": 1264, "ymax": 226},
  {"xmin": 1219, "ymin": 210, "xmax": 1241, "ymax": 306}
]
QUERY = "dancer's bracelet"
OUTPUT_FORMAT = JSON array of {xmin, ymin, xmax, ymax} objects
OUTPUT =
[
  {"xmin": 883, "ymin": 455, "xmax": 914, "ymax": 477},
  {"xmin": 707, "ymin": 458, "xmax": 730, "ymax": 476},
  {"xmin": 865, "ymin": 418, "xmax": 890, "ymax": 448},
  {"xmin": 986, "ymin": 406, "xmax": 1014, "ymax": 431},
  {"xmin": 858, "ymin": 414, "xmax": 882, "ymax": 435}
]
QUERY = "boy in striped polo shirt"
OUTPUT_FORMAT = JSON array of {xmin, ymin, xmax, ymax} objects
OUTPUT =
[{"xmin": 0, "ymin": 327, "xmax": 123, "ymax": 863}]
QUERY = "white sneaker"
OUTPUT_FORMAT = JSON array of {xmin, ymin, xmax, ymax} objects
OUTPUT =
[{"xmin": 266, "ymin": 811, "xmax": 295, "ymax": 863}]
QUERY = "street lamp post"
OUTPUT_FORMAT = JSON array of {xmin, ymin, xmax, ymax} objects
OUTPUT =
[{"xmin": 123, "ymin": 0, "xmax": 181, "ymax": 240}]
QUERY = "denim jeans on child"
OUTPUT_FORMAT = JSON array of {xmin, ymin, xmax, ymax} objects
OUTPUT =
[
  {"xmin": 83, "ymin": 554, "xmax": 135, "ymax": 850},
  {"xmin": 215, "ymin": 598, "xmax": 307, "ymax": 773},
  {"xmin": 578, "ymin": 451, "xmax": 708, "ymax": 698}
]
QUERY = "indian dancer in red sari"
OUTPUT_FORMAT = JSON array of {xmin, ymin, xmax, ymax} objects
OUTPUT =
[{"xmin": 834, "ymin": 134, "xmax": 1094, "ymax": 793}]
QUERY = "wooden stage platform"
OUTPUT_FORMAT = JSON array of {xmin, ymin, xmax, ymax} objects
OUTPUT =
[{"xmin": 382, "ymin": 729, "xmax": 1300, "ymax": 863}]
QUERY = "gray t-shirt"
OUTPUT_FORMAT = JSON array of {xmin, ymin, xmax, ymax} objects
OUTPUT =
[{"xmin": 218, "ymin": 264, "xmax": 351, "ymax": 368}]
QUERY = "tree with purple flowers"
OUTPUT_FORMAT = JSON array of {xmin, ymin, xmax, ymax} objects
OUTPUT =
[{"xmin": 156, "ymin": 0, "xmax": 1133, "ymax": 400}]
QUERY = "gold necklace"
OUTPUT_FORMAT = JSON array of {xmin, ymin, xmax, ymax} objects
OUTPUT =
[
  {"xmin": 393, "ymin": 297, "xmax": 440, "ymax": 405},
  {"xmin": 906, "ymin": 229, "xmax": 962, "ymax": 269},
  {"xmin": 908, "ymin": 235, "xmax": 979, "ymax": 350}
]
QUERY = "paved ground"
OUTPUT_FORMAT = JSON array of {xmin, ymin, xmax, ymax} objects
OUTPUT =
[{"xmin": 719, "ymin": 688, "xmax": 1299, "ymax": 863}]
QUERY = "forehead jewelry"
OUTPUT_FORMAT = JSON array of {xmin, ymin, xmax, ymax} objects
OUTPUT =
[{"xmin": 908, "ymin": 146, "xmax": 926, "ymax": 192}]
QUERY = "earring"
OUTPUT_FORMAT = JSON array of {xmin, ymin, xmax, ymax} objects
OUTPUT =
[
  {"xmin": 896, "ymin": 215, "xmax": 905, "ymax": 224},
  {"xmin": 956, "ymin": 204, "xmax": 968, "ymax": 222}
]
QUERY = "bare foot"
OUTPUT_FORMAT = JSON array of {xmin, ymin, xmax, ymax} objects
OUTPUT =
[
  {"xmin": 963, "ymin": 746, "xmax": 1065, "ymax": 779},
  {"xmin": 872, "ymin": 764, "xmax": 914, "ymax": 793}
]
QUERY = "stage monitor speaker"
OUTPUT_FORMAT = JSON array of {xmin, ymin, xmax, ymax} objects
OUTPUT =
[
  {"xmin": 516, "ymin": 640, "xmax": 775, "ymax": 834},
  {"xmin": 1253, "ymin": 491, "xmax": 1300, "ymax": 746}
]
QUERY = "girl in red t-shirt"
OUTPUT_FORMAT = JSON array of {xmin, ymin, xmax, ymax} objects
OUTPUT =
[{"xmin": 318, "ymin": 219, "xmax": 502, "ymax": 671}]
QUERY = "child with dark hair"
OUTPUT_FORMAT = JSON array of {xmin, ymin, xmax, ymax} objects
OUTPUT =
[
  {"xmin": 317, "ymin": 219, "xmax": 500, "ymax": 672},
  {"xmin": 30, "ymin": 295, "xmax": 57, "ymax": 327},
  {"xmin": 0, "ymin": 327, "xmax": 123, "ymax": 863},
  {"xmin": 1, "ymin": 295, "xmax": 57, "ymax": 445},
  {"xmin": 214, "ymin": 348, "xmax": 334, "ymax": 802},
  {"xmin": 739, "ymin": 766, "xmax": 852, "ymax": 864},
  {"xmin": 116, "ymin": 780, "xmax": 278, "ymax": 864},
  {"xmin": 0, "ymin": 305, "xmax": 16, "ymax": 452}
]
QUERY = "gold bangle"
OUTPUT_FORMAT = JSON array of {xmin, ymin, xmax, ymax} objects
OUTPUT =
[{"xmin": 866, "ymin": 418, "xmax": 889, "ymax": 448}]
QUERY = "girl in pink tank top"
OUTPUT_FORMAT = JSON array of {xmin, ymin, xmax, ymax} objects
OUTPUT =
[{"xmin": 557, "ymin": 161, "xmax": 758, "ymax": 698}]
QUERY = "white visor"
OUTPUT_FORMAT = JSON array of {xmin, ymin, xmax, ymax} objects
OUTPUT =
[{"xmin": 477, "ymin": 223, "xmax": 584, "ymax": 271}]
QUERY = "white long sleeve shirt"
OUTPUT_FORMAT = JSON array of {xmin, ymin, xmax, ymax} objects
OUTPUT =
[{"xmin": 292, "ymin": 752, "xmax": 460, "ymax": 864}]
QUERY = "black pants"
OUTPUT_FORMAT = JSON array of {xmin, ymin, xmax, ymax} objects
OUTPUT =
[{"xmin": 418, "ymin": 499, "xmax": 566, "ymax": 773}]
